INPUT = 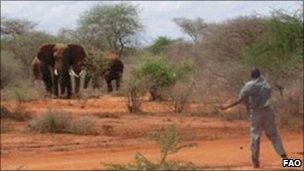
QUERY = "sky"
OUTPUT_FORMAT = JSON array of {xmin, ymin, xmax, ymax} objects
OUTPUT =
[{"xmin": 1, "ymin": 1, "xmax": 302, "ymax": 44}]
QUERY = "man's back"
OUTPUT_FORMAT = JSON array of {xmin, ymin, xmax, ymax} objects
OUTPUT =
[{"xmin": 240, "ymin": 77, "xmax": 272, "ymax": 111}]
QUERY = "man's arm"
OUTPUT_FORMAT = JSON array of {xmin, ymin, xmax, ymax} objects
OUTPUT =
[{"xmin": 220, "ymin": 98, "xmax": 242, "ymax": 110}]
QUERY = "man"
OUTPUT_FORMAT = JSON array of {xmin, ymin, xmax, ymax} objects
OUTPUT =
[{"xmin": 220, "ymin": 68, "xmax": 288, "ymax": 168}]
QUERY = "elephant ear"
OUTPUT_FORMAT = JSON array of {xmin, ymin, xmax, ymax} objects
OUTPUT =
[
  {"xmin": 37, "ymin": 44, "xmax": 55, "ymax": 66},
  {"xmin": 67, "ymin": 44, "xmax": 87, "ymax": 65}
]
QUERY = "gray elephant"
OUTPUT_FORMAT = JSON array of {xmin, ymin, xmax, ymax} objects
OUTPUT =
[{"xmin": 33, "ymin": 43, "xmax": 87, "ymax": 98}]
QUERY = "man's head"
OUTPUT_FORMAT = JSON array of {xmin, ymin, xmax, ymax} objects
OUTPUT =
[{"xmin": 251, "ymin": 68, "xmax": 261, "ymax": 79}]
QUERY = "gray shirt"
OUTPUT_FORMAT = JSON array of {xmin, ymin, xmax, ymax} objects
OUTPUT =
[{"xmin": 238, "ymin": 77, "xmax": 272, "ymax": 111}]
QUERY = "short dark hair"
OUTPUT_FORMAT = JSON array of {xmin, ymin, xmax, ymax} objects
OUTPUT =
[{"xmin": 251, "ymin": 68, "xmax": 261, "ymax": 79}]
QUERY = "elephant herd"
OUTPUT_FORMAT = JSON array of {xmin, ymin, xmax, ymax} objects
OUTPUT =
[{"xmin": 31, "ymin": 43, "xmax": 124, "ymax": 99}]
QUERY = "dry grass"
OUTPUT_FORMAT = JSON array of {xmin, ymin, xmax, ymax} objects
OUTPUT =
[
  {"xmin": 1, "ymin": 119, "xmax": 13, "ymax": 133},
  {"xmin": 0, "ymin": 105, "xmax": 31, "ymax": 121},
  {"xmin": 28, "ymin": 109, "xmax": 96, "ymax": 135},
  {"xmin": 125, "ymin": 84, "xmax": 143, "ymax": 113}
]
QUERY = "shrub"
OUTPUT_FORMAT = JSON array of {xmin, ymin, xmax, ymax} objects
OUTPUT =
[
  {"xmin": 28, "ymin": 109, "xmax": 96, "ymax": 135},
  {"xmin": 1, "ymin": 119, "xmax": 13, "ymax": 133},
  {"xmin": 1, "ymin": 79, "xmax": 45, "ymax": 102},
  {"xmin": 0, "ymin": 105, "xmax": 31, "ymax": 121},
  {"xmin": 274, "ymin": 78, "xmax": 303, "ymax": 130},
  {"xmin": 0, "ymin": 50, "xmax": 25, "ymax": 88},
  {"xmin": 125, "ymin": 79, "xmax": 146, "ymax": 113},
  {"xmin": 147, "ymin": 124, "xmax": 197, "ymax": 165},
  {"xmin": 85, "ymin": 49, "xmax": 110, "ymax": 89},
  {"xmin": 131, "ymin": 53, "xmax": 193, "ymax": 100},
  {"xmin": 148, "ymin": 36, "xmax": 173, "ymax": 55},
  {"xmin": 165, "ymin": 79, "xmax": 196, "ymax": 113},
  {"xmin": 104, "ymin": 124, "xmax": 200, "ymax": 170},
  {"xmin": 68, "ymin": 116, "xmax": 96, "ymax": 135},
  {"xmin": 243, "ymin": 9, "xmax": 303, "ymax": 92}
]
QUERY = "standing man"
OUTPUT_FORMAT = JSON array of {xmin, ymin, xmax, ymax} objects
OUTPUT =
[{"xmin": 220, "ymin": 68, "xmax": 288, "ymax": 168}]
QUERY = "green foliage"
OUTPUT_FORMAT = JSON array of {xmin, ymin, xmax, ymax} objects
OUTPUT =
[
  {"xmin": 1, "ymin": 16, "xmax": 37, "ymax": 35},
  {"xmin": 79, "ymin": 2, "xmax": 142, "ymax": 54},
  {"xmin": 132, "ymin": 53, "xmax": 193, "ymax": 88},
  {"xmin": 85, "ymin": 49, "xmax": 110, "ymax": 88},
  {"xmin": 1, "ymin": 31, "xmax": 60, "ymax": 77},
  {"xmin": 148, "ymin": 124, "xmax": 197, "ymax": 164},
  {"xmin": 244, "ymin": 9, "xmax": 303, "ymax": 73},
  {"xmin": 105, "ymin": 124, "xmax": 199, "ymax": 170},
  {"xmin": 0, "ymin": 50, "xmax": 25, "ymax": 88},
  {"xmin": 28, "ymin": 109, "xmax": 96, "ymax": 135},
  {"xmin": 149, "ymin": 36, "xmax": 173, "ymax": 55}
]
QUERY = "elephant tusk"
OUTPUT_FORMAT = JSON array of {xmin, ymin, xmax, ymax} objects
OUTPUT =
[
  {"xmin": 69, "ymin": 69, "xmax": 80, "ymax": 78},
  {"xmin": 54, "ymin": 69, "xmax": 59, "ymax": 76},
  {"xmin": 79, "ymin": 69, "xmax": 86, "ymax": 77}
]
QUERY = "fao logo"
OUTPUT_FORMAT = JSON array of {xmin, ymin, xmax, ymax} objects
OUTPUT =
[{"xmin": 282, "ymin": 159, "xmax": 302, "ymax": 167}]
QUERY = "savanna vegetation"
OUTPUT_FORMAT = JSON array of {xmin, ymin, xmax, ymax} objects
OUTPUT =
[
  {"xmin": 1, "ymin": 2, "xmax": 303, "ymax": 129},
  {"xmin": 0, "ymin": 2, "xmax": 303, "ymax": 169}
]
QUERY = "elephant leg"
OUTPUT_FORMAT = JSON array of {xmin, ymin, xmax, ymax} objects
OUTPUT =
[
  {"xmin": 48, "ymin": 66, "xmax": 56, "ymax": 96},
  {"xmin": 67, "ymin": 75, "xmax": 72, "ymax": 99},
  {"xmin": 62, "ymin": 73, "xmax": 72, "ymax": 98},
  {"xmin": 43, "ymin": 75, "xmax": 52, "ymax": 94},
  {"xmin": 106, "ymin": 79, "xmax": 113, "ymax": 92},
  {"xmin": 53, "ymin": 76, "xmax": 59, "ymax": 97},
  {"xmin": 75, "ymin": 77, "xmax": 80, "ymax": 94},
  {"xmin": 84, "ymin": 76, "xmax": 91, "ymax": 89},
  {"xmin": 116, "ymin": 78, "xmax": 121, "ymax": 91},
  {"xmin": 41, "ymin": 67, "xmax": 53, "ymax": 94},
  {"xmin": 60, "ymin": 77, "xmax": 66, "ymax": 96}
]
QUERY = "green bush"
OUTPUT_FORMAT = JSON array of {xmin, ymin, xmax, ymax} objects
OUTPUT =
[
  {"xmin": 244, "ymin": 9, "xmax": 303, "ymax": 75},
  {"xmin": 85, "ymin": 49, "xmax": 110, "ymax": 89},
  {"xmin": 105, "ymin": 124, "xmax": 200, "ymax": 170},
  {"xmin": 0, "ymin": 50, "xmax": 25, "ymax": 88},
  {"xmin": 148, "ymin": 36, "xmax": 173, "ymax": 55},
  {"xmin": 131, "ymin": 53, "xmax": 193, "ymax": 100},
  {"xmin": 28, "ymin": 109, "xmax": 96, "ymax": 135}
]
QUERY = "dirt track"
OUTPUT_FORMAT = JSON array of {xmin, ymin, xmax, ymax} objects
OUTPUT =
[{"xmin": 1, "ymin": 95, "xmax": 303, "ymax": 170}]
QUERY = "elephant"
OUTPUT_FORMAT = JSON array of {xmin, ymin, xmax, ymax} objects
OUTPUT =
[
  {"xmin": 104, "ymin": 58, "xmax": 124, "ymax": 92},
  {"xmin": 31, "ymin": 56, "xmax": 53, "ymax": 94},
  {"xmin": 35, "ymin": 43, "xmax": 87, "ymax": 98},
  {"xmin": 84, "ymin": 57, "xmax": 124, "ymax": 92}
]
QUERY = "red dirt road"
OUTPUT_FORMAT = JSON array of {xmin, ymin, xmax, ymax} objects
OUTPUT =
[{"xmin": 1, "ymin": 96, "xmax": 303, "ymax": 170}]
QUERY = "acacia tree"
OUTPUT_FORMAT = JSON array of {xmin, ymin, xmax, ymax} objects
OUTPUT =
[
  {"xmin": 173, "ymin": 17, "xmax": 208, "ymax": 43},
  {"xmin": 78, "ymin": 3, "xmax": 142, "ymax": 58},
  {"xmin": 1, "ymin": 16, "xmax": 37, "ymax": 37}
]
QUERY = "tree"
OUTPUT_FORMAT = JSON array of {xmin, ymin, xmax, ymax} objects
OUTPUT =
[
  {"xmin": 131, "ymin": 53, "xmax": 193, "ymax": 100},
  {"xmin": 78, "ymin": 2, "xmax": 142, "ymax": 57},
  {"xmin": 173, "ymin": 17, "xmax": 208, "ymax": 43},
  {"xmin": 148, "ymin": 36, "xmax": 173, "ymax": 55},
  {"xmin": 244, "ymin": 9, "xmax": 303, "ymax": 96},
  {"xmin": 1, "ymin": 16, "xmax": 37, "ymax": 37}
]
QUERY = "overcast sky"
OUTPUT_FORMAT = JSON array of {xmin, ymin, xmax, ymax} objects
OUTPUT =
[{"xmin": 1, "ymin": 1, "xmax": 302, "ymax": 44}]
